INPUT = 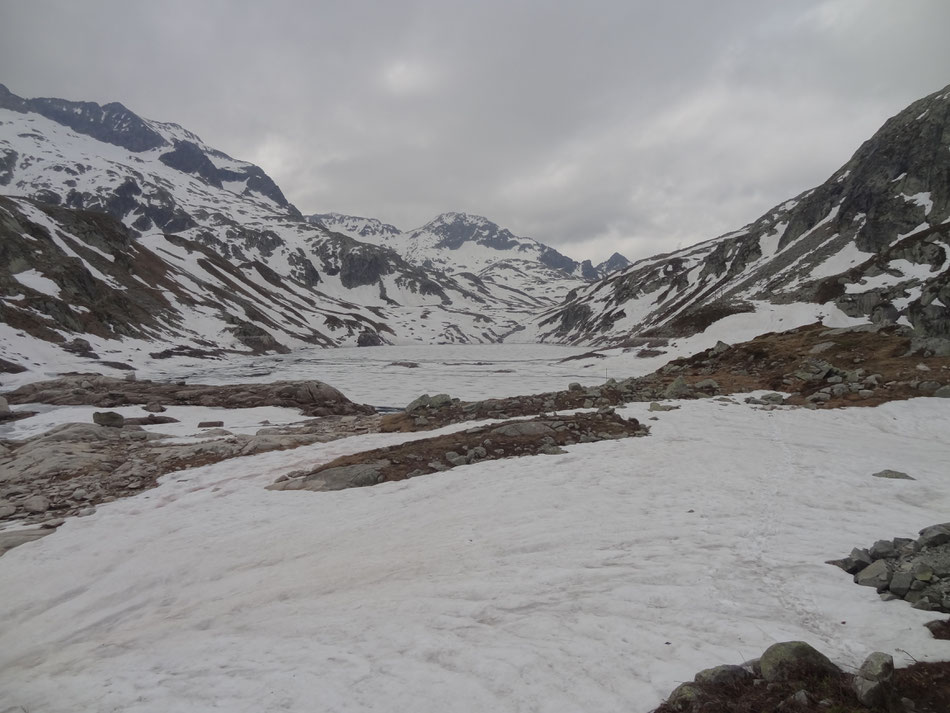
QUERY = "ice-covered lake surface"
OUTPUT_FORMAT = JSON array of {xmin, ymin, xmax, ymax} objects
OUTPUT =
[
  {"xmin": 139, "ymin": 343, "xmax": 632, "ymax": 408},
  {"xmin": 2, "ymin": 344, "xmax": 950, "ymax": 713}
]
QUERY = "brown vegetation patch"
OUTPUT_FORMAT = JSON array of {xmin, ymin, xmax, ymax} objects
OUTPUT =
[{"xmin": 925, "ymin": 619, "xmax": 950, "ymax": 640}]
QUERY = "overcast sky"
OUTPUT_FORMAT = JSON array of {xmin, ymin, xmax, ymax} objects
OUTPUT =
[{"xmin": 2, "ymin": 1, "xmax": 949, "ymax": 263}]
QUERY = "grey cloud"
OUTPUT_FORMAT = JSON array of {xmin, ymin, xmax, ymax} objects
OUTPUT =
[{"xmin": 2, "ymin": 0, "xmax": 949, "ymax": 262}]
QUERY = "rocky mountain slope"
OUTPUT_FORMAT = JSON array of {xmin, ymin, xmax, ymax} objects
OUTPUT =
[
  {"xmin": 0, "ymin": 85, "xmax": 596, "ymax": 374},
  {"xmin": 307, "ymin": 210, "xmax": 632, "ymax": 304},
  {"xmin": 531, "ymin": 84, "xmax": 950, "ymax": 346}
]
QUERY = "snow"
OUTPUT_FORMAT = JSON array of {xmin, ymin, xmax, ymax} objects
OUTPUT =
[
  {"xmin": 805, "ymin": 241, "xmax": 875, "ymax": 280},
  {"xmin": 1, "ymin": 395, "xmax": 948, "ymax": 713},
  {"xmin": 903, "ymin": 191, "xmax": 934, "ymax": 215},
  {"xmin": 11, "ymin": 268, "xmax": 61, "ymax": 298}
]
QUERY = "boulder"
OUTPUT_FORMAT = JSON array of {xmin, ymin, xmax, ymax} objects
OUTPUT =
[
  {"xmin": 92, "ymin": 411, "xmax": 125, "ymax": 428},
  {"xmin": 197, "ymin": 421, "xmax": 224, "ymax": 428},
  {"xmin": 858, "ymin": 652, "xmax": 894, "ymax": 682},
  {"xmin": 648, "ymin": 402, "xmax": 678, "ymax": 412},
  {"xmin": 693, "ymin": 664, "xmax": 753, "ymax": 686},
  {"xmin": 663, "ymin": 376, "xmax": 692, "ymax": 399},
  {"xmin": 934, "ymin": 385, "xmax": 950, "ymax": 398},
  {"xmin": 855, "ymin": 559, "xmax": 892, "ymax": 590},
  {"xmin": 918, "ymin": 523, "xmax": 950, "ymax": 548},
  {"xmin": 759, "ymin": 641, "xmax": 840, "ymax": 682},
  {"xmin": 22, "ymin": 495, "xmax": 50, "ymax": 513},
  {"xmin": 0, "ymin": 396, "xmax": 9, "ymax": 416},
  {"xmin": 143, "ymin": 401, "xmax": 166, "ymax": 413}
]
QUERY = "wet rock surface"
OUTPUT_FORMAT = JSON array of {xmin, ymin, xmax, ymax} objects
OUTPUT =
[
  {"xmin": 3, "ymin": 374, "xmax": 374, "ymax": 416},
  {"xmin": 270, "ymin": 408, "xmax": 648, "ymax": 493}
]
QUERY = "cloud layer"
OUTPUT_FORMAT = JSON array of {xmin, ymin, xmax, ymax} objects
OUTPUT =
[{"xmin": 2, "ymin": 0, "xmax": 949, "ymax": 261}]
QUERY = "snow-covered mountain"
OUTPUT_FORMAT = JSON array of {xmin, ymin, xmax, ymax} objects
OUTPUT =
[
  {"xmin": 0, "ymin": 84, "xmax": 587, "ymax": 374},
  {"xmin": 529, "ymin": 84, "xmax": 950, "ymax": 346},
  {"xmin": 304, "ymin": 210, "xmax": 632, "ymax": 304}
]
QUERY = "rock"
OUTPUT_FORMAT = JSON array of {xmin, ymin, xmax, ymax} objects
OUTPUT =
[
  {"xmin": 858, "ymin": 652, "xmax": 894, "ymax": 682},
  {"xmin": 806, "ymin": 392, "xmax": 830, "ymax": 403},
  {"xmin": 693, "ymin": 664, "xmax": 753, "ymax": 686},
  {"xmin": 0, "ymin": 501, "xmax": 16, "ymax": 517},
  {"xmin": 664, "ymin": 376, "xmax": 692, "ymax": 399},
  {"xmin": 666, "ymin": 681, "xmax": 704, "ymax": 710},
  {"xmin": 143, "ymin": 401, "xmax": 166, "ymax": 413},
  {"xmin": 92, "ymin": 411, "xmax": 125, "ymax": 428},
  {"xmin": 918, "ymin": 523, "xmax": 950, "ymax": 548},
  {"xmin": 22, "ymin": 495, "xmax": 51, "ymax": 513},
  {"xmin": 852, "ymin": 676, "xmax": 884, "ymax": 707},
  {"xmin": 917, "ymin": 380, "xmax": 941, "ymax": 392},
  {"xmin": 693, "ymin": 379, "xmax": 720, "ymax": 391},
  {"xmin": 809, "ymin": 341, "xmax": 837, "ymax": 354},
  {"xmin": 197, "ymin": 421, "xmax": 224, "ymax": 428},
  {"xmin": 759, "ymin": 641, "xmax": 840, "ymax": 682},
  {"xmin": 357, "ymin": 330, "xmax": 384, "ymax": 347},
  {"xmin": 71, "ymin": 488, "xmax": 88, "ymax": 501},
  {"xmin": 568, "ymin": 382, "xmax": 583, "ymax": 392},
  {"xmin": 869, "ymin": 539, "xmax": 896, "ymax": 560},
  {"xmin": 0, "ymin": 528, "xmax": 53, "ymax": 555},
  {"xmin": 278, "ymin": 460, "xmax": 390, "ymax": 492},
  {"xmin": 490, "ymin": 422, "xmax": 556, "ymax": 437},
  {"xmin": 0, "ymin": 396, "xmax": 9, "ymax": 416},
  {"xmin": 444, "ymin": 451, "xmax": 467, "ymax": 466},
  {"xmin": 709, "ymin": 340, "xmax": 731, "ymax": 355},
  {"xmin": 761, "ymin": 392, "xmax": 785, "ymax": 404},
  {"xmin": 872, "ymin": 469, "xmax": 914, "ymax": 480},
  {"xmin": 648, "ymin": 402, "xmax": 678, "ymax": 412},
  {"xmin": 933, "ymin": 385, "xmax": 950, "ymax": 398},
  {"xmin": 830, "ymin": 383, "xmax": 850, "ymax": 396},
  {"xmin": 855, "ymin": 559, "xmax": 892, "ymax": 590},
  {"xmin": 889, "ymin": 571, "xmax": 915, "ymax": 598}
]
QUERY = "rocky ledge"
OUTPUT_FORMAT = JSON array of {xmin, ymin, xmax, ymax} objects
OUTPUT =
[
  {"xmin": 656, "ymin": 641, "xmax": 948, "ymax": 712},
  {"xmin": 2, "ymin": 374, "xmax": 374, "ymax": 417},
  {"xmin": 829, "ymin": 523, "xmax": 950, "ymax": 614},
  {"xmin": 0, "ymin": 414, "xmax": 381, "ymax": 554},
  {"xmin": 270, "ymin": 408, "xmax": 647, "ymax": 492}
]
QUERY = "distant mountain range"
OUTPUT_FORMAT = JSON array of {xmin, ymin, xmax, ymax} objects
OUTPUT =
[
  {"xmin": 1, "ymin": 80, "xmax": 948, "ymax": 378},
  {"xmin": 0, "ymin": 83, "xmax": 624, "ymax": 374}
]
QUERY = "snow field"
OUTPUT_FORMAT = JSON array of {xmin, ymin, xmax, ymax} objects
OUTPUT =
[{"xmin": 1, "ymin": 397, "xmax": 948, "ymax": 713}]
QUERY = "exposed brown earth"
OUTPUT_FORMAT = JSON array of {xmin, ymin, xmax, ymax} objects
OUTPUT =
[{"xmin": 270, "ymin": 409, "xmax": 647, "ymax": 492}]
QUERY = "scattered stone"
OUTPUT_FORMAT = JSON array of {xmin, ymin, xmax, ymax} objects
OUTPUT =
[
  {"xmin": 872, "ymin": 469, "xmax": 914, "ymax": 480},
  {"xmin": 648, "ymin": 402, "xmax": 678, "ymax": 412},
  {"xmin": 143, "ymin": 401, "xmax": 166, "ymax": 413},
  {"xmin": 0, "ymin": 501, "xmax": 16, "ymax": 517},
  {"xmin": 918, "ymin": 523, "xmax": 950, "ymax": 548},
  {"xmin": 197, "ymin": 421, "xmax": 224, "ymax": 428},
  {"xmin": 92, "ymin": 411, "xmax": 125, "ymax": 428},
  {"xmin": 0, "ymin": 396, "xmax": 9, "ymax": 416}
]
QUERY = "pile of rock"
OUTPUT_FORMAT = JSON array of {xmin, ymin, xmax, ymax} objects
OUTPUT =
[
  {"xmin": 829, "ymin": 522, "xmax": 950, "ymax": 613},
  {"xmin": 660, "ymin": 642, "xmax": 906, "ymax": 711}
]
